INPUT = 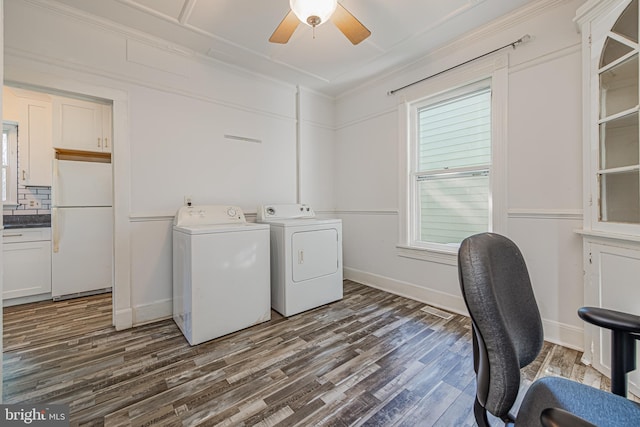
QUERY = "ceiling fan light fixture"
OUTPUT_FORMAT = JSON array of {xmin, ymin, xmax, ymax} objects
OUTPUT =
[{"xmin": 289, "ymin": 0, "xmax": 338, "ymax": 27}]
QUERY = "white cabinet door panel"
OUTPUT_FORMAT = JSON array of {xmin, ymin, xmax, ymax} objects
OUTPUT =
[
  {"xmin": 590, "ymin": 243, "xmax": 640, "ymax": 394},
  {"xmin": 3, "ymin": 240, "xmax": 52, "ymax": 299}
]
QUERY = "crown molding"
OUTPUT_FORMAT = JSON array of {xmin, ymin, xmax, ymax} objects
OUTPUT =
[
  {"xmin": 16, "ymin": 0, "xmax": 302, "ymax": 92},
  {"xmin": 574, "ymin": 0, "xmax": 624, "ymax": 29},
  {"xmin": 339, "ymin": 0, "xmax": 574, "ymax": 100}
]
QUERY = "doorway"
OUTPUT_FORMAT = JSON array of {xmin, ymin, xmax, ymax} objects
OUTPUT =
[{"xmin": 1, "ymin": 78, "xmax": 132, "ymax": 331}]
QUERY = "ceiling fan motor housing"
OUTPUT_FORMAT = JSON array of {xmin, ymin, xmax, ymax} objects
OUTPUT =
[
  {"xmin": 290, "ymin": 0, "xmax": 337, "ymax": 27},
  {"xmin": 307, "ymin": 16, "xmax": 322, "ymax": 27}
]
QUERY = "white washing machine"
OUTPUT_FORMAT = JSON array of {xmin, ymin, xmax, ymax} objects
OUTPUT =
[
  {"xmin": 257, "ymin": 203, "xmax": 343, "ymax": 317},
  {"xmin": 173, "ymin": 205, "xmax": 270, "ymax": 345}
]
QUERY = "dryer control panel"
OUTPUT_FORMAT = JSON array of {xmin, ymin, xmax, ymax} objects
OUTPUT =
[
  {"xmin": 174, "ymin": 205, "xmax": 246, "ymax": 226},
  {"xmin": 257, "ymin": 204, "xmax": 315, "ymax": 221}
]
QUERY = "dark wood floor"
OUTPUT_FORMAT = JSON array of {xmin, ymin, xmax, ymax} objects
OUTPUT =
[{"xmin": 2, "ymin": 280, "xmax": 624, "ymax": 426}]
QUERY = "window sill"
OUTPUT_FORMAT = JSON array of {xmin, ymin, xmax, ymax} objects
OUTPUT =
[{"xmin": 396, "ymin": 244, "xmax": 458, "ymax": 266}]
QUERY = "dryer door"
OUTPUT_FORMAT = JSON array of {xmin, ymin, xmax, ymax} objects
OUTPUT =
[{"xmin": 291, "ymin": 228, "xmax": 339, "ymax": 282}]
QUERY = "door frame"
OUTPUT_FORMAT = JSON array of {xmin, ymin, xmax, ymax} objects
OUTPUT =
[{"xmin": 4, "ymin": 75, "xmax": 133, "ymax": 331}]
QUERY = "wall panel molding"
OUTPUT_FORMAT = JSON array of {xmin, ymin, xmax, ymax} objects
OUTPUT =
[
  {"xmin": 334, "ymin": 209, "xmax": 399, "ymax": 216},
  {"xmin": 129, "ymin": 212, "xmax": 259, "ymax": 222},
  {"xmin": 509, "ymin": 43, "xmax": 581, "ymax": 74},
  {"xmin": 508, "ymin": 208, "xmax": 583, "ymax": 220},
  {"xmin": 336, "ymin": 108, "xmax": 396, "ymax": 131},
  {"xmin": 6, "ymin": 47, "xmax": 296, "ymax": 123},
  {"xmin": 20, "ymin": 0, "xmax": 298, "ymax": 93}
]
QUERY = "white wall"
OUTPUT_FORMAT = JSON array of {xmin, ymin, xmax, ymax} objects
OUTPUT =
[
  {"xmin": 3, "ymin": 0, "xmax": 311, "ymax": 326},
  {"xmin": 297, "ymin": 87, "xmax": 336, "ymax": 211},
  {"xmin": 334, "ymin": 0, "xmax": 586, "ymax": 349},
  {"xmin": 2, "ymin": 0, "xmax": 588, "ymax": 350}
]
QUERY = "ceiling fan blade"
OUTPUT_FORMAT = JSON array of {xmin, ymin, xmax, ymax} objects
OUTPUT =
[
  {"xmin": 269, "ymin": 10, "xmax": 300, "ymax": 44},
  {"xmin": 331, "ymin": 3, "xmax": 371, "ymax": 45}
]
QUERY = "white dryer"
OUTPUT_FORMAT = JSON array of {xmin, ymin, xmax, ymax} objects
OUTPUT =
[
  {"xmin": 173, "ymin": 205, "xmax": 270, "ymax": 345},
  {"xmin": 257, "ymin": 204, "xmax": 343, "ymax": 317}
]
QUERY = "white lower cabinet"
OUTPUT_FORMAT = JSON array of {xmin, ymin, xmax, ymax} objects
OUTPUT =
[
  {"xmin": 2, "ymin": 228, "xmax": 52, "ymax": 300},
  {"xmin": 582, "ymin": 237, "xmax": 640, "ymax": 397}
]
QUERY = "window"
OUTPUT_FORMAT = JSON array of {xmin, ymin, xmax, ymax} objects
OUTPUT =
[
  {"xmin": 2, "ymin": 122, "xmax": 18, "ymax": 206},
  {"xmin": 398, "ymin": 57, "xmax": 507, "ymax": 263},
  {"xmin": 412, "ymin": 85, "xmax": 491, "ymax": 247}
]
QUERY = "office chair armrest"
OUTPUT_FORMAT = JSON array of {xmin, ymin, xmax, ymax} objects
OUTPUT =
[
  {"xmin": 578, "ymin": 307, "xmax": 640, "ymax": 335},
  {"xmin": 541, "ymin": 408, "xmax": 597, "ymax": 427}
]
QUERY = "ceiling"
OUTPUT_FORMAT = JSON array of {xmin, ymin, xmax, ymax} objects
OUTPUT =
[{"xmin": 49, "ymin": 0, "xmax": 537, "ymax": 96}]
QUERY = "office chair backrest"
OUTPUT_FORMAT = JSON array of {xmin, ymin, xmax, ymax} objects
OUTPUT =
[{"xmin": 458, "ymin": 233, "xmax": 544, "ymax": 419}]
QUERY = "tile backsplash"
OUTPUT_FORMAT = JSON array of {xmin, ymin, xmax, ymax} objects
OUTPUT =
[{"xmin": 4, "ymin": 185, "xmax": 51, "ymax": 215}]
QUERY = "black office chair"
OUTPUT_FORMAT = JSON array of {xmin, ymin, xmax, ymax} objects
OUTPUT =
[{"xmin": 457, "ymin": 232, "xmax": 640, "ymax": 426}]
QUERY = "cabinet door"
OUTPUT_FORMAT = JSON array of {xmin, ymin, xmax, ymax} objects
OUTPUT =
[
  {"xmin": 100, "ymin": 104, "xmax": 112, "ymax": 153},
  {"xmin": 587, "ymin": 242, "xmax": 640, "ymax": 394},
  {"xmin": 19, "ymin": 98, "xmax": 53, "ymax": 186},
  {"xmin": 53, "ymin": 97, "xmax": 103, "ymax": 152},
  {"xmin": 3, "ymin": 240, "xmax": 52, "ymax": 299}
]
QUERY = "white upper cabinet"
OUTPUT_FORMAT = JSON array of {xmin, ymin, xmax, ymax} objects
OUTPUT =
[
  {"xmin": 18, "ymin": 98, "xmax": 53, "ymax": 186},
  {"xmin": 3, "ymin": 86, "xmax": 54, "ymax": 187},
  {"xmin": 53, "ymin": 97, "xmax": 112, "ymax": 153},
  {"xmin": 578, "ymin": 0, "xmax": 640, "ymax": 236}
]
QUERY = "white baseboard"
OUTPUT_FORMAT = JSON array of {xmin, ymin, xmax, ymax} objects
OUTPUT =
[
  {"xmin": 541, "ymin": 319, "xmax": 583, "ymax": 351},
  {"xmin": 132, "ymin": 298, "xmax": 172, "ymax": 327},
  {"xmin": 114, "ymin": 307, "xmax": 133, "ymax": 331},
  {"xmin": 344, "ymin": 267, "xmax": 468, "ymax": 316},
  {"xmin": 3, "ymin": 293, "xmax": 51, "ymax": 307},
  {"xmin": 344, "ymin": 267, "xmax": 585, "ymax": 350}
]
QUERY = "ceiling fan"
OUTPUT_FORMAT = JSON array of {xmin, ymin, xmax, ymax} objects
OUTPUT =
[{"xmin": 270, "ymin": 0, "xmax": 371, "ymax": 45}]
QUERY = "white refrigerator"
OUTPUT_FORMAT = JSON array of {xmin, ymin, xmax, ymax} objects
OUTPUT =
[{"xmin": 52, "ymin": 159, "xmax": 113, "ymax": 299}]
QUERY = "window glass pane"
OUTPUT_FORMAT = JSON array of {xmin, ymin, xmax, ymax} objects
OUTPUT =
[
  {"xmin": 600, "ymin": 37, "xmax": 634, "ymax": 68},
  {"xmin": 600, "ymin": 54, "xmax": 638, "ymax": 119},
  {"xmin": 600, "ymin": 113, "xmax": 639, "ymax": 169},
  {"xmin": 418, "ymin": 172, "xmax": 489, "ymax": 245},
  {"xmin": 600, "ymin": 171, "xmax": 640, "ymax": 223},
  {"xmin": 417, "ymin": 88, "xmax": 491, "ymax": 171},
  {"xmin": 612, "ymin": 0, "xmax": 638, "ymax": 43}
]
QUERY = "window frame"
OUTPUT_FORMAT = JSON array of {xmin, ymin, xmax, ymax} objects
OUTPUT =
[{"xmin": 397, "ymin": 55, "xmax": 508, "ymax": 264}]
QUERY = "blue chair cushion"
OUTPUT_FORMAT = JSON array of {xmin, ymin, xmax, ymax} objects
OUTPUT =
[{"xmin": 516, "ymin": 376, "xmax": 640, "ymax": 426}]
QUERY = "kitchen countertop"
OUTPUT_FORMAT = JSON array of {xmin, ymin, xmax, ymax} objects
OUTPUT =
[{"xmin": 3, "ymin": 214, "xmax": 51, "ymax": 229}]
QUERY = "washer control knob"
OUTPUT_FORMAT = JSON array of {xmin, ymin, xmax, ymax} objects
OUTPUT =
[
  {"xmin": 266, "ymin": 207, "xmax": 276, "ymax": 216},
  {"xmin": 227, "ymin": 207, "xmax": 237, "ymax": 217}
]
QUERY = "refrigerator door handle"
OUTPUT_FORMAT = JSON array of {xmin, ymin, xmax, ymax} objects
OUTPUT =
[
  {"xmin": 52, "ymin": 207, "xmax": 59, "ymax": 253},
  {"xmin": 52, "ymin": 159, "xmax": 59, "ymax": 207}
]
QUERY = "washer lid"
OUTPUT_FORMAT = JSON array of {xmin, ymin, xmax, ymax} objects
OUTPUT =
[
  {"xmin": 174, "ymin": 222, "xmax": 269, "ymax": 234},
  {"xmin": 174, "ymin": 205, "xmax": 247, "ymax": 227}
]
